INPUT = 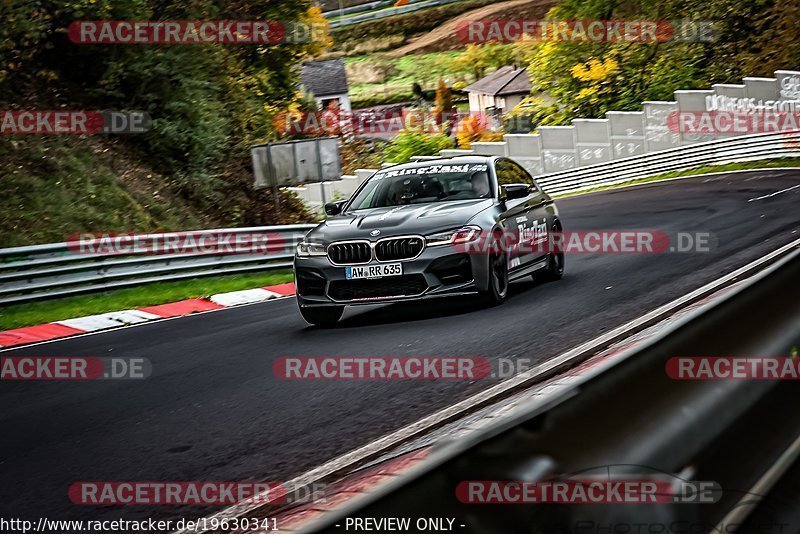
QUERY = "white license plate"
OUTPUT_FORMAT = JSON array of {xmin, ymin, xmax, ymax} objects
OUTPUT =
[{"xmin": 345, "ymin": 263, "xmax": 403, "ymax": 280}]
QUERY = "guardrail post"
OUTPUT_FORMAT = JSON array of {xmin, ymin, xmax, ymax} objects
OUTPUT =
[
  {"xmin": 642, "ymin": 101, "xmax": 681, "ymax": 153},
  {"xmin": 470, "ymin": 142, "xmax": 508, "ymax": 157},
  {"xmin": 674, "ymin": 89, "xmax": 716, "ymax": 144},
  {"xmin": 539, "ymin": 126, "xmax": 578, "ymax": 173},
  {"xmin": 572, "ymin": 118, "xmax": 612, "ymax": 166},
  {"xmin": 744, "ymin": 76, "xmax": 780, "ymax": 101},
  {"xmin": 775, "ymin": 70, "xmax": 800, "ymax": 100},
  {"xmin": 504, "ymin": 134, "xmax": 543, "ymax": 176},
  {"xmin": 710, "ymin": 83, "xmax": 747, "ymax": 105},
  {"xmin": 606, "ymin": 111, "xmax": 646, "ymax": 158},
  {"xmin": 440, "ymin": 149, "xmax": 475, "ymax": 157}
]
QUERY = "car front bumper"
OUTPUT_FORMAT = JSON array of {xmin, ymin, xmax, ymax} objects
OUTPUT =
[{"xmin": 294, "ymin": 246, "xmax": 491, "ymax": 307}]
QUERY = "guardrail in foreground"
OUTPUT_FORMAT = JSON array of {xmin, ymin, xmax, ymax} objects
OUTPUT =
[
  {"xmin": 0, "ymin": 225, "xmax": 316, "ymax": 306},
  {"xmin": 302, "ymin": 245, "xmax": 800, "ymax": 533}
]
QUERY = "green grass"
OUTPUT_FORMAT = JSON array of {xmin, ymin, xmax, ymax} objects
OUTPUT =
[
  {"xmin": 345, "ymin": 49, "xmax": 484, "ymax": 108},
  {"xmin": 0, "ymin": 137, "xmax": 207, "ymax": 247},
  {"xmin": 555, "ymin": 158, "xmax": 800, "ymax": 198},
  {"xmin": 0, "ymin": 271, "xmax": 293, "ymax": 330}
]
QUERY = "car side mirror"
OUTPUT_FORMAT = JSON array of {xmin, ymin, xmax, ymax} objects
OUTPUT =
[
  {"xmin": 502, "ymin": 184, "xmax": 531, "ymax": 200},
  {"xmin": 324, "ymin": 200, "xmax": 347, "ymax": 216}
]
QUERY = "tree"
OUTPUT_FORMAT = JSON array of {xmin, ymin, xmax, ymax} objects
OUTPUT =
[
  {"xmin": 738, "ymin": 0, "xmax": 800, "ymax": 75},
  {"xmin": 455, "ymin": 45, "xmax": 489, "ymax": 80},
  {"xmin": 455, "ymin": 115, "xmax": 501, "ymax": 148},
  {"xmin": 301, "ymin": 5, "xmax": 333, "ymax": 58},
  {"xmin": 0, "ymin": 0, "xmax": 327, "ymax": 225},
  {"xmin": 433, "ymin": 79, "xmax": 455, "ymax": 133},
  {"xmin": 384, "ymin": 132, "xmax": 453, "ymax": 163}
]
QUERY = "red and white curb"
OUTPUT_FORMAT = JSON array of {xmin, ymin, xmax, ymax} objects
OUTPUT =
[{"xmin": 0, "ymin": 282, "xmax": 296, "ymax": 349}]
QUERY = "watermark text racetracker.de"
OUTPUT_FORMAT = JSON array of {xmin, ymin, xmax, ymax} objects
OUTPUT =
[
  {"xmin": 1, "ymin": 111, "xmax": 150, "ymax": 135},
  {"xmin": 275, "ymin": 356, "xmax": 645, "ymax": 380},
  {"xmin": 666, "ymin": 355, "xmax": 800, "ymax": 380},
  {"xmin": 68, "ymin": 231, "xmax": 287, "ymax": 256},
  {"xmin": 455, "ymin": 19, "xmax": 717, "ymax": 43},
  {"xmin": 447, "ymin": 230, "xmax": 714, "ymax": 255},
  {"xmin": 457, "ymin": 478, "xmax": 721, "ymax": 504},
  {"xmin": 69, "ymin": 481, "xmax": 286, "ymax": 505},
  {"xmin": 668, "ymin": 111, "xmax": 800, "ymax": 135},
  {"xmin": 68, "ymin": 20, "xmax": 328, "ymax": 45},
  {"xmin": 0, "ymin": 357, "xmax": 151, "ymax": 380}
]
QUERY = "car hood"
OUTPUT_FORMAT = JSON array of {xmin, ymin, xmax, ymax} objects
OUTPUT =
[{"xmin": 306, "ymin": 199, "xmax": 494, "ymax": 243}]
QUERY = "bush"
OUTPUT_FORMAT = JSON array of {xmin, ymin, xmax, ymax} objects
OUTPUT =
[
  {"xmin": 455, "ymin": 115, "xmax": 501, "ymax": 148},
  {"xmin": 504, "ymin": 97, "xmax": 561, "ymax": 133},
  {"xmin": 383, "ymin": 132, "xmax": 453, "ymax": 163},
  {"xmin": 350, "ymin": 87, "xmax": 414, "ymax": 108},
  {"xmin": 0, "ymin": 0, "xmax": 326, "ymax": 231}
]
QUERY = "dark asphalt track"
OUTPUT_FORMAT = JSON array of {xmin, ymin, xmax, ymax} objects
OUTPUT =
[{"xmin": 1, "ymin": 169, "xmax": 799, "ymax": 525}]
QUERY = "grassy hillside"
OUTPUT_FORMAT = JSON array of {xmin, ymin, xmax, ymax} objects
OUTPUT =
[
  {"xmin": 0, "ymin": 137, "xmax": 208, "ymax": 247},
  {"xmin": 1, "ymin": 1, "xmax": 323, "ymax": 248},
  {"xmin": 331, "ymin": 0, "xmax": 498, "ymax": 54},
  {"xmin": 0, "ymin": 136, "xmax": 312, "ymax": 247}
]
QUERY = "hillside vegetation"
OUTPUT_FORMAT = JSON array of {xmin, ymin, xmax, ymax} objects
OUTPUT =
[
  {"xmin": 515, "ymin": 0, "xmax": 800, "ymax": 125},
  {"xmin": 2, "ymin": 0, "xmax": 797, "ymax": 247},
  {"xmin": 0, "ymin": 0, "xmax": 324, "ymax": 246}
]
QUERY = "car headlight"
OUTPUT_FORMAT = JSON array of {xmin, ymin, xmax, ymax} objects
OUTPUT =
[
  {"xmin": 296, "ymin": 241, "xmax": 327, "ymax": 257},
  {"xmin": 426, "ymin": 225, "xmax": 482, "ymax": 247}
]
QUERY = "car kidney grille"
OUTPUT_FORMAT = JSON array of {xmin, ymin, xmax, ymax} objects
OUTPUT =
[
  {"xmin": 328, "ymin": 275, "xmax": 428, "ymax": 301},
  {"xmin": 375, "ymin": 237, "xmax": 424, "ymax": 261},
  {"xmin": 328, "ymin": 242, "xmax": 371, "ymax": 264}
]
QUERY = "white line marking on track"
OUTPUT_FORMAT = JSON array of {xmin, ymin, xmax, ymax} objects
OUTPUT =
[{"xmin": 747, "ymin": 183, "xmax": 800, "ymax": 202}]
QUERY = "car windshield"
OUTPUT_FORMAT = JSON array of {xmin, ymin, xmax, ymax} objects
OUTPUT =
[{"xmin": 348, "ymin": 163, "xmax": 491, "ymax": 209}]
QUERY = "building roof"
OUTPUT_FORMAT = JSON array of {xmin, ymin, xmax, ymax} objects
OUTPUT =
[
  {"xmin": 300, "ymin": 58, "xmax": 349, "ymax": 97},
  {"xmin": 464, "ymin": 66, "xmax": 531, "ymax": 97}
]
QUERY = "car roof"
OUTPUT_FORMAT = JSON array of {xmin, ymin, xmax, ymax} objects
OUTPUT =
[{"xmin": 380, "ymin": 155, "xmax": 494, "ymax": 172}]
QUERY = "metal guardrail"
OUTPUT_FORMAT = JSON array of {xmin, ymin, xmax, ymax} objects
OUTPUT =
[
  {"xmin": 323, "ymin": 1, "xmax": 392, "ymax": 19},
  {"xmin": 0, "ymin": 225, "xmax": 316, "ymax": 306},
  {"xmin": 536, "ymin": 130, "xmax": 800, "ymax": 196},
  {"xmin": 328, "ymin": 0, "xmax": 465, "ymax": 28},
  {"xmin": 303, "ymin": 245, "xmax": 800, "ymax": 533},
  {"xmin": 4, "ymin": 132, "xmax": 798, "ymax": 306}
]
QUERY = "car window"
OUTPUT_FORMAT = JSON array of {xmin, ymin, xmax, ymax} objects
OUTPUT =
[
  {"xmin": 349, "ymin": 163, "xmax": 491, "ymax": 209},
  {"xmin": 497, "ymin": 159, "xmax": 537, "ymax": 189},
  {"xmin": 495, "ymin": 161, "xmax": 515, "ymax": 188},
  {"xmin": 510, "ymin": 160, "xmax": 539, "ymax": 191}
]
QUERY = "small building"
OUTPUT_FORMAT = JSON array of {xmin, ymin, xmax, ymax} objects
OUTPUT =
[
  {"xmin": 300, "ymin": 58, "xmax": 351, "ymax": 111},
  {"xmin": 464, "ymin": 66, "xmax": 532, "ymax": 114}
]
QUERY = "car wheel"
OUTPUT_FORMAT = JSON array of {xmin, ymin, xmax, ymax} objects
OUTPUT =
[
  {"xmin": 537, "ymin": 221, "xmax": 564, "ymax": 282},
  {"xmin": 299, "ymin": 305, "xmax": 344, "ymax": 327},
  {"xmin": 480, "ymin": 250, "xmax": 509, "ymax": 305}
]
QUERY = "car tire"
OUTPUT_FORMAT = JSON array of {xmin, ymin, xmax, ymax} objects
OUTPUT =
[
  {"xmin": 299, "ymin": 305, "xmax": 344, "ymax": 327},
  {"xmin": 537, "ymin": 221, "xmax": 564, "ymax": 282},
  {"xmin": 480, "ymin": 249, "xmax": 509, "ymax": 305}
]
